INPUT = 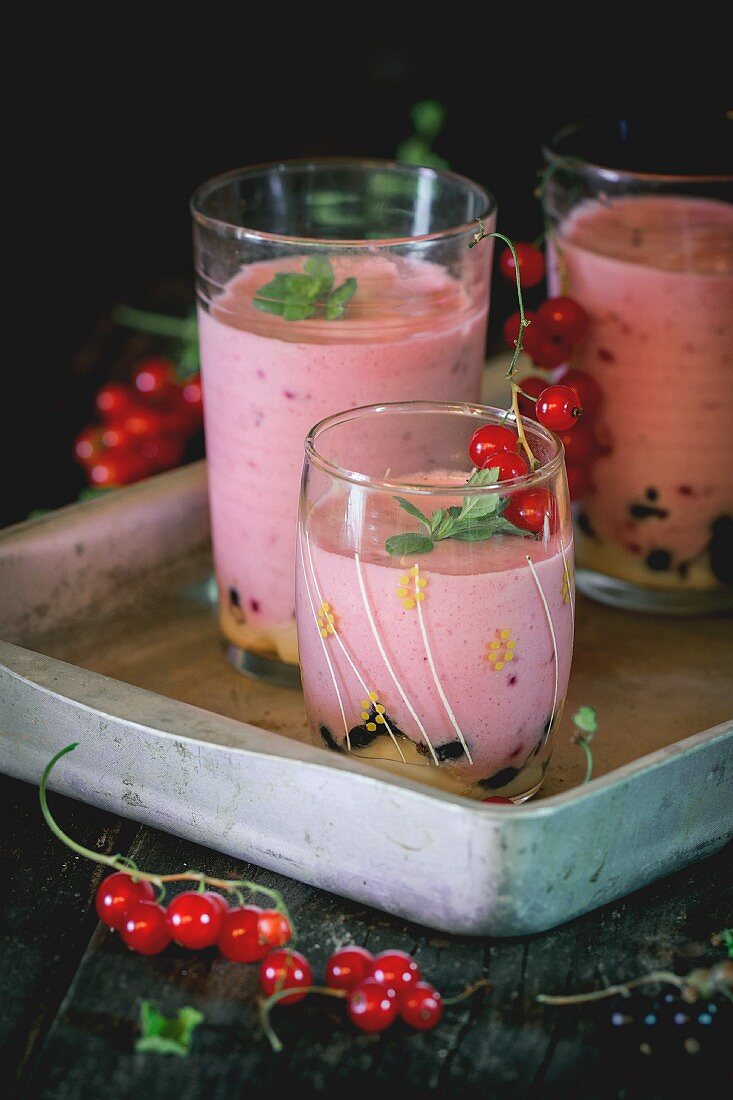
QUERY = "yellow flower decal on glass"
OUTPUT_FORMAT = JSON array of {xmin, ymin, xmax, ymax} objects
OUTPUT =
[
  {"xmin": 486, "ymin": 628, "xmax": 517, "ymax": 671},
  {"xmin": 359, "ymin": 690, "xmax": 387, "ymax": 733},
  {"xmin": 396, "ymin": 564, "xmax": 427, "ymax": 611},
  {"xmin": 562, "ymin": 561, "xmax": 573, "ymax": 604},
  {"xmin": 317, "ymin": 601, "xmax": 336, "ymax": 638}
]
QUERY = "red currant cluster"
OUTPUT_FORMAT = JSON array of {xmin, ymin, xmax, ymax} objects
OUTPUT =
[
  {"xmin": 467, "ymin": 422, "xmax": 562, "ymax": 535},
  {"xmin": 498, "ymin": 242, "xmax": 602, "ymax": 501},
  {"xmin": 73, "ymin": 358, "xmax": 203, "ymax": 488}
]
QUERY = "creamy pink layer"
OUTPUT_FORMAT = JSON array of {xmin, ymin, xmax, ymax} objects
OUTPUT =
[
  {"xmin": 555, "ymin": 195, "xmax": 733, "ymax": 580},
  {"xmin": 198, "ymin": 254, "xmax": 489, "ymax": 655}
]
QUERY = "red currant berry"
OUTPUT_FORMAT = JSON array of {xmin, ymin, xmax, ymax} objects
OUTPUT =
[
  {"xmin": 95, "ymin": 872, "xmax": 155, "ymax": 930},
  {"xmin": 566, "ymin": 463, "xmax": 594, "ymax": 501},
  {"xmin": 138, "ymin": 435, "xmax": 184, "ymax": 473},
  {"xmin": 166, "ymin": 890, "xmax": 225, "ymax": 949},
  {"xmin": 325, "ymin": 946, "xmax": 374, "ymax": 992},
  {"xmin": 120, "ymin": 900, "xmax": 171, "ymax": 955},
  {"xmin": 217, "ymin": 905, "xmax": 269, "ymax": 963},
  {"xmin": 73, "ymin": 427, "xmax": 105, "ymax": 467},
  {"xmin": 257, "ymin": 909, "xmax": 292, "ymax": 949},
  {"xmin": 369, "ymin": 950, "xmax": 421, "ymax": 996},
  {"xmin": 133, "ymin": 358, "xmax": 174, "ymax": 396},
  {"xmin": 516, "ymin": 376, "xmax": 547, "ymax": 419},
  {"xmin": 558, "ymin": 369, "xmax": 603, "ymax": 418},
  {"xmin": 524, "ymin": 323, "xmax": 573, "ymax": 370},
  {"xmin": 468, "ymin": 424, "xmax": 518, "ymax": 468},
  {"xmin": 503, "ymin": 489, "xmax": 557, "ymax": 534},
  {"xmin": 536, "ymin": 385, "xmax": 583, "ymax": 432},
  {"xmin": 121, "ymin": 407, "xmax": 167, "ymax": 439},
  {"xmin": 558, "ymin": 422, "xmax": 595, "ymax": 464},
  {"xmin": 89, "ymin": 453, "xmax": 146, "ymax": 487},
  {"xmin": 259, "ymin": 949, "xmax": 313, "ymax": 1005},
  {"xmin": 502, "ymin": 310, "xmax": 536, "ymax": 350},
  {"xmin": 100, "ymin": 424, "xmax": 133, "ymax": 452},
  {"xmin": 399, "ymin": 981, "xmax": 444, "ymax": 1031},
  {"xmin": 482, "ymin": 450, "xmax": 529, "ymax": 481},
  {"xmin": 537, "ymin": 297, "xmax": 589, "ymax": 345},
  {"xmin": 347, "ymin": 978, "xmax": 398, "ymax": 1033},
  {"xmin": 181, "ymin": 377, "xmax": 203, "ymax": 419},
  {"xmin": 203, "ymin": 891, "xmax": 229, "ymax": 915},
  {"xmin": 95, "ymin": 383, "xmax": 135, "ymax": 422},
  {"xmin": 498, "ymin": 243, "xmax": 545, "ymax": 288},
  {"xmin": 482, "ymin": 796, "xmax": 514, "ymax": 805}
]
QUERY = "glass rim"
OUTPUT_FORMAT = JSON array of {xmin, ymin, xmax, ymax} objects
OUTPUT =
[
  {"xmin": 190, "ymin": 157, "xmax": 495, "ymax": 246},
  {"xmin": 305, "ymin": 401, "xmax": 564, "ymax": 494},
  {"xmin": 543, "ymin": 119, "xmax": 733, "ymax": 185}
]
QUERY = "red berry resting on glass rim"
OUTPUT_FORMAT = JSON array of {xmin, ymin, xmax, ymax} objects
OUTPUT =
[
  {"xmin": 498, "ymin": 242, "xmax": 545, "ymax": 288},
  {"xmin": 536, "ymin": 296, "xmax": 589, "ymax": 344},
  {"xmin": 259, "ymin": 949, "xmax": 313, "ymax": 1005},
  {"xmin": 535, "ymin": 385, "xmax": 583, "ymax": 432},
  {"xmin": 217, "ymin": 906, "xmax": 269, "ymax": 963},
  {"xmin": 481, "ymin": 450, "xmax": 530, "ymax": 481},
  {"xmin": 503, "ymin": 488, "xmax": 557, "ymax": 534},
  {"xmin": 347, "ymin": 978, "xmax": 398, "ymax": 1033},
  {"xmin": 325, "ymin": 946, "xmax": 375, "ymax": 992},
  {"xmin": 120, "ymin": 900, "xmax": 171, "ymax": 956},
  {"xmin": 468, "ymin": 424, "xmax": 519, "ymax": 468},
  {"xmin": 94, "ymin": 871, "xmax": 155, "ymax": 930}
]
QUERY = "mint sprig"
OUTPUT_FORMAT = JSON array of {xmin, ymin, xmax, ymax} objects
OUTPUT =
[
  {"xmin": 253, "ymin": 257, "xmax": 357, "ymax": 321},
  {"xmin": 385, "ymin": 468, "xmax": 530, "ymax": 556},
  {"xmin": 135, "ymin": 1001, "xmax": 204, "ymax": 1057}
]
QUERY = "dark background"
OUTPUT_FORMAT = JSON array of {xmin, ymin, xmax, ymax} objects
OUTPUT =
[{"xmin": 5, "ymin": 25, "xmax": 730, "ymax": 526}]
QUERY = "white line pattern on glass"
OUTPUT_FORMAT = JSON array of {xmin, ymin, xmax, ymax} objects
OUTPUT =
[
  {"xmin": 412, "ymin": 563, "xmax": 474, "ymax": 765},
  {"xmin": 354, "ymin": 552, "xmax": 439, "ymax": 766},
  {"xmin": 526, "ymin": 554, "xmax": 559, "ymax": 738},
  {"xmin": 560, "ymin": 539, "xmax": 575, "ymax": 627},
  {"xmin": 297, "ymin": 529, "xmax": 351, "ymax": 750},
  {"xmin": 304, "ymin": 530, "xmax": 406, "ymax": 762}
]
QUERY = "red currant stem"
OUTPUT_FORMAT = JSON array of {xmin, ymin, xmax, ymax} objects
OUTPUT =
[
  {"xmin": 441, "ymin": 977, "xmax": 493, "ymax": 1006},
  {"xmin": 259, "ymin": 986, "xmax": 347, "ymax": 1053},
  {"xmin": 514, "ymin": 386, "xmax": 537, "ymax": 401},
  {"xmin": 469, "ymin": 223, "xmax": 537, "ymax": 469},
  {"xmin": 578, "ymin": 737, "xmax": 594, "ymax": 784},
  {"xmin": 537, "ymin": 971, "xmax": 686, "ymax": 1005},
  {"xmin": 39, "ymin": 744, "xmax": 295, "ymax": 934},
  {"xmin": 114, "ymin": 305, "xmax": 196, "ymax": 341}
]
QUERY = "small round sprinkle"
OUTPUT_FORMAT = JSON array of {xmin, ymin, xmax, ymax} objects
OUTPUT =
[
  {"xmin": 361, "ymin": 711, "xmax": 370, "ymax": 721},
  {"xmin": 327, "ymin": 625, "xmax": 335, "ymax": 634},
  {"xmin": 369, "ymin": 691, "xmax": 379, "ymax": 702},
  {"xmin": 490, "ymin": 641, "xmax": 501, "ymax": 650},
  {"xmin": 320, "ymin": 629, "xmax": 328, "ymax": 638},
  {"xmin": 488, "ymin": 652, "xmax": 498, "ymax": 661},
  {"xmin": 500, "ymin": 629, "xmax": 510, "ymax": 638},
  {"xmin": 396, "ymin": 587, "xmax": 408, "ymax": 598},
  {"xmin": 410, "ymin": 566, "xmax": 419, "ymax": 576},
  {"xmin": 361, "ymin": 700, "xmax": 369, "ymax": 709},
  {"xmin": 506, "ymin": 641, "xmax": 516, "ymax": 649},
  {"xmin": 375, "ymin": 714, "xmax": 385, "ymax": 724},
  {"xmin": 495, "ymin": 662, "xmax": 505, "ymax": 671},
  {"xmin": 417, "ymin": 578, "xmax": 427, "ymax": 588},
  {"xmin": 375, "ymin": 705, "xmax": 386, "ymax": 714},
  {"xmin": 403, "ymin": 598, "xmax": 416, "ymax": 610},
  {"xmin": 400, "ymin": 575, "xmax": 409, "ymax": 585},
  {"xmin": 321, "ymin": 602, "xmax": 330, "ymax": 612},
  {"xmin": 415, "ymin": 592, "xmax": 425, "ymax": 602},
  {"xmin": 504, "ymin": 652, "xmax": 514, "ymax": 662},
  {"xmin": 366, "ymin": 723, "xmax": 377, "ymax": 732}
]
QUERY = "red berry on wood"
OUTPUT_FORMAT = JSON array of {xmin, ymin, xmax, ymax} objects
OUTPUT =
[
  {"xmin": 566, "ymin": 463, "xmax": 594, "ymax": 501},
  {"xmin": 498, "ymin": 243, "xmax": 545, "ymax": 288},
  {"xmin": 95, "ymin": 383, "xmax": 135, "ymax": 422},
  {"xmin": 95, "ymin": 872, "xmax": 155, "ymax": 930},
  {"xmin": 482, "ymin": 450, "xmax": 530, "ymax": 481},
  {"xmin": 399, "ymin": 981, "xmax": 444, "ymax": 1031},
  {"xmin": 503, "ymin": 488, "xmax": 557, "ymax": 534},
  {"xmin": 468, "ymin": 424, "xmax": 519, "ymax": 468},
  {"xmin": 257, "ymin": 909, "xmax": 292, "ymax": 949},
  {"xmin": 536, "ymin": 385, "xmax": 583, "ymax": 432},
  {"xmin": 537, "ymin": 297, "xmax": 589, "ymax": 345},
  {"xmin": 558, "ymin": 369, "xmax": 603, "ymax": 418},
  {"xmin": 133, "ymin": 358, "xmax": 174, "ymax": 396},
  {"xmin": 217, "ymin": 906, "xmax": 269, "ymax": 963},
  {"xmin": 259, "ymin": 949, "xmax": 313, "ymax": 1005},
  {"xmin": 166, "ymin": 890, "xmax": 225, "ymax": 949},
  {"xmin": 325, "ymin": 946, "xmax": 375, "ymax": 992},
  {"xmin": 73, "ymin": 427, "xmax": 105, "ymax": 467},
  {"xmin": 120, "ymin": 900, "xmax": 171, "ymax": 955},
  {"xmin": 347, "ymin": 978, "xmax": 398, "ymax": 1033},
  {"xmin": 369, "ymin": 950, "xmax": 421, "ymax": 996}
]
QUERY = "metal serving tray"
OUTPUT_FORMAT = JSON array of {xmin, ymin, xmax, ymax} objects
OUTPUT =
[{"xmin": 1, "ymin": 462, "xmax": 731, "ymax": 936}]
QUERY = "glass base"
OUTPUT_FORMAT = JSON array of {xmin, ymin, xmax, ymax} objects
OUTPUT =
[
  {"xmin": 576, "ymin": 566, "xmax": 733, "ymax": 616},
  {"xmin": 226, "ymin": 645, "xmax": 302, "ymax": 688}
]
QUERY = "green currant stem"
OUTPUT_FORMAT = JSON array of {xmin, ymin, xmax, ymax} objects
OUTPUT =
[
  {"xmin": 470, "ymin": 225, "xmax": 536, "ymax": 469},
  {"xmin": 578, "ymin": 738, "xmax": 594, "ymax": 784},
  {"xmin": 537, "ymin": 971, "xmax": 685, "ymax": 1005},
  {"xmin": 40, "ymin": 744, "xmax": 295, "ymax": 934},
  {"xmin": 442, "ymin": 977, "xmax": 493, "ymax": 1005},
  {"xmin": 115, "ymin": 305, "xmax": 197, "ymax": 341},
  {"xmin": 259, "ymin": 986, "xmax": 347, "ymax": 1053}
]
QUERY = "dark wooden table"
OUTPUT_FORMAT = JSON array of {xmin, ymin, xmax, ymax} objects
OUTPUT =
[{"xmin": 3, "ymin": 769, "xmax": 731, "ymax": 1099}]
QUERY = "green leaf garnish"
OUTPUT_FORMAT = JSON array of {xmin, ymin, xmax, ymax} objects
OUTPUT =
[
  {"xmin": 386, "ymin": 466, "xmax": 531, "ymax": 556},
  {"xmin": 572, "ymin": 706, "xmax": 598, "ymax": 737},
  {"xmin": 135, "ymin": 1001, "xmax": 204, "ymax": 1057},
  {"xmin": 254, "ymin": 258, "xmax": 357, "ymax": 321}
]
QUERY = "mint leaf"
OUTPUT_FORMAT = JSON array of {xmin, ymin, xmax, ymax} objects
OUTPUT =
[
  {"xmin": 465, "ymin": 467, "xmax": 501, "ymax": 488},
  {"xmin": 430, "ymin": 508, "xmax": 456, "ymax": 541},
  {"xmin": 325, "ymin": 277, "xmax": 358, "ymax": 320},
  {"xmin": 458, "ymin": 467, "xmax": 501, "ymax": 522},
  {"xmin": 304, "ymin": 256, "xmax": 334, "ymax": 294},
  {"xmin": 386, "ymin": 533, "xmax": 435, "ymax": 556},
  {"xmin": 135, "ymin": 1001, "xmax": 204, "ymax": 1057},
  {"xmin": 573, "ymin": 706, "xmax": 598, "ymax": 737},
  {"xmin": 254, "ymin": 261, "xmax": 356, "ymax": 321},
  {"xmin": 395, "ymin": 497, "xmax": 431, "ymax": 530},
  {"xmin": 283, "ymin": 302, "xmax": 316, "ymax": 321}
]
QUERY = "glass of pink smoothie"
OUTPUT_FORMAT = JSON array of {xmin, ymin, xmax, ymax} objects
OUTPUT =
[
  {"xmin": 543, "ymin": 115, "xmax": 733, "ymax": 613},
  {"xmin": 191, "ymin": 161, "xmax": 494, "ymax": 683},
  {"xmin": 296, "ymin": 402, "xmax": 574, "ymax": 802}
]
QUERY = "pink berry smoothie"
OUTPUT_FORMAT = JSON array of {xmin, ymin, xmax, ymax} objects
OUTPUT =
[
  {"xmin": 198, "ymin": 254, "xmax": 490, "ymax": 663},
  {"xmin": 297, "ymin": 489, "xmax": 574, "ymax": 800},
  {"xmin": 553, "ymin": 195, "xmax": 733, "ymax": 592}
]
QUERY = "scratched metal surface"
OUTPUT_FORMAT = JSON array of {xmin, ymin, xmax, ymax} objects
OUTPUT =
[{"xmin": 1, "ymin": 463, "xmax": 731, "ymax": 935}]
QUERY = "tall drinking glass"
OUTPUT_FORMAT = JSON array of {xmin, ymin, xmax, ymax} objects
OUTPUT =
[
  {"xmin": 296, "ymin": 402, "xmax": 574, "ymax": 802},
  {"xmin": 543, "ymin": 114, "xmax": 733, "ymax": 613},
  {"xmin": 192, "ymin": 161, "xmax": 494, "ymax": 682}
]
